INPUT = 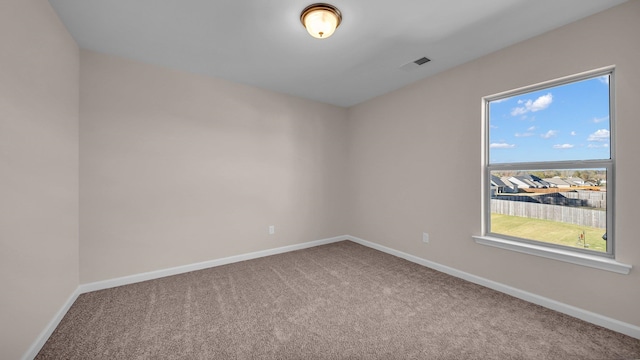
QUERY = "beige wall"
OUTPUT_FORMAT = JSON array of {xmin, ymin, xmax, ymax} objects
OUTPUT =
[
  {"xmin": 0, "ymin": 1, "xmax": 80, "ymax": 359},
  {"xmin": 347, "ymin": 1, "xmax": 640, "ymax": 327},
  {"xmin": 79, "ymin": 50, "xmax": 349, "ymax": 283}
]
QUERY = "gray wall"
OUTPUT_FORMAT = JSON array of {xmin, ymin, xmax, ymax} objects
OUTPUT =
[
  {"xmin": 79, "ymin": 51, "xmax": 349, "ymax": 283},
  {"xmin": 347, "ymin": 1, "xmax": 640, "ymax": 328},
  {"xmin": 0, "ymin": 1, "xmax": 80, "ymax": 358}
]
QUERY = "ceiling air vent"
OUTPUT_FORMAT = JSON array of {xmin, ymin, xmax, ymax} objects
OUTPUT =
[
  {"xmin": 413, "ymin": 57, "xmax": 431, "ymax": 65},
  {"xmin": 400, "ymin": 56, "xmax": 431, "ymax": 72}
]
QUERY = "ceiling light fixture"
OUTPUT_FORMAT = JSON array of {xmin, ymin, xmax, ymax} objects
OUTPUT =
[{"xmin": 300, "ymin": 3, "xmax": 342, "ymax": 39}]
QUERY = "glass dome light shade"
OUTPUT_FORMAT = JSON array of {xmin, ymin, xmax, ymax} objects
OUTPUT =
[{"xmin": 301, "ymin": 4, "xmax": 342, "ymax": 39}]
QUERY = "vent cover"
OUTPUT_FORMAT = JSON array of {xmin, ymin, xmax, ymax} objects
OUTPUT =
[
  {"xmin": 413, "ymin": 57, "xmax": 431, "ymax": 65},
  {"xmin": 400, "ymin": 56, "xmax": 431, "ymax": 72}
]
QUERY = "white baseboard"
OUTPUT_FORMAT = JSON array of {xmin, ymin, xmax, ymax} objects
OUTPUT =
[
  {"xmin": 79, "ymin": 235, "xmax": 347, "ymax": 294},
  {"xmin": 22, "ymin": 287, "xmax": 80, "ymax": 360},
  {"xmin": 346, "ymin": 235, "xmax": 640, "ymax": 340},
  {"xmin": 24, "ymin": 233, "xmax": 639, "ymax": 360},
  {"xmin": 24, "ymin": 236, "xmax": 347, "ymax": 360}
]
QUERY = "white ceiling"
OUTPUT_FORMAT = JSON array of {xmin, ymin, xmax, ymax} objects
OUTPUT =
[{"xmin": 48, "ymin": 0, "xmax": 626, "ymax": 107}]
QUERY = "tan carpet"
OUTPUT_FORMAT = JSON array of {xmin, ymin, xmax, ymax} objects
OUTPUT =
[{"xmin": 36, "ymin": 241, "xmax": 640, "ymax": 359}]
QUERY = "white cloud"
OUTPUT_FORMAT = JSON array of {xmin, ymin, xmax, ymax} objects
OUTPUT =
[
  {"xmin": 515, "ymin": 132, "xmax": 534, "ymax": 137},
  {"xmin": 527, "ymin": 126, "xmax": 536, "ymax": 131},
  {"xmin": 541, "ymin": 130, "xmax": 558, "ymax": 139},
  {"xmin": 490, "ymin": 143, "xmax": 516, "ymax": 149},
  {"xmin": 530, "ymin": 93, "xmax": 553, "ymax": 111},
  {"xmin": 553, "ymin": 144, "xmax": 574, "ymax": 149},
  {"xmin": 593, "ymin": 116, "xmax": 609, "ymax": 123},
  {"xmin": 570, "ymin": 131, "xmax": 577, "ymax": 136},
  {"xmin": 489, "ymin": 124, "xmax": 499, "ymax": 129},
  {"xmin": 511, "ymin": 93, "xmax": 553, "ymax": 116},
  {"xmin": 598, "ymin": 75, "xmax": 610, "ymax": 85},
  {"xmin": 511, "ymin": 108, "xmax": 527, "ymax": 116},
  {"xmin": 587, "ymin": 129, "xmax": 610, "ymax": 142}
]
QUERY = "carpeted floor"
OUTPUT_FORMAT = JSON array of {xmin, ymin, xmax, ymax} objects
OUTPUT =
[{"xmin": 36, "ymin": 241, "xmax": 640, "ymax": 359}]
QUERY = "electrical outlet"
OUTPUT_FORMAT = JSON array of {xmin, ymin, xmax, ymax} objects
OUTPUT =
[
  {"xmin": 422, "ymin": 232, "xmax": 429, "ymax": 243},
  {"xmin": 269, "ymin": 225, "xmax": 275, "ymax": 235}
]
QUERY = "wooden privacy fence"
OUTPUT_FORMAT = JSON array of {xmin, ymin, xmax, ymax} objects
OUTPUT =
[{"xmin": 491, "ymin": 199, "xmax": 606, "ymax": 229}]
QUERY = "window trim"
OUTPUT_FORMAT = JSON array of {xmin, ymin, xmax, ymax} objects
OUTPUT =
[
  {"xmin": 472, "ymin": 235, "xmax": 631, "ymax": 274},
  {"xmin": 477, "ymin": 66, "xmax": 630, "ymax": 273}
]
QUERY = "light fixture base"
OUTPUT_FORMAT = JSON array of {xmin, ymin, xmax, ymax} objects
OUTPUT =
[{"xmin": 300, "ymin": 3, "xmax": 342, "ymax": 39}]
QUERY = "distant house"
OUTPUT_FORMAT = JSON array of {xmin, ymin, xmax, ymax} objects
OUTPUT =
[
  {"xmin": 491, "ymin": 175, "xmax": 518, "ymax": 195},
  {"xmin": 567, "ymin": 177, "xmax": 585, "ymax": 186},
  {"xmin": 500, "ymin": 177, "xmax": 518, "ymax": 193},
  {"xmin": 528, "ymin": 174, "xmax": 550, "ymax": 188},
  {"xmin": 543, "ymin": 177, "xmax": 574, "ymax": 188},
  {"xmin": 506, "ymin": 176, "xmax": 532, "ymax": 189},
  {"xmin": 508, "ymin": 175, "xmax": 549, "ymax": 189}
]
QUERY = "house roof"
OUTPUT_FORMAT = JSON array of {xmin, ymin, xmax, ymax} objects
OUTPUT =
[
  {"xmin": 491, "ymin": 175, "xmax": 508, "ymax": 187},
  {"xmin": 544, "ymin": 178, "xmax": 574, "ymax": 187}
]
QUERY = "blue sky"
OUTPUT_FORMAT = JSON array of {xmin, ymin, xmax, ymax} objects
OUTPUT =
[{"xmin": 489, "ymin": 75, "xmax": 610, "ymax": 164}]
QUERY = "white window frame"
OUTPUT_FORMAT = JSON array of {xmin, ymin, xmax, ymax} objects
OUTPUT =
[{"xmin": 473, "ymin": 66, "xmax": 631, "ymax": 275}]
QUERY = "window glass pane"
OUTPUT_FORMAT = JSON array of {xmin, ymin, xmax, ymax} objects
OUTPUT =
[
  {"xmin": 489, "ymin": 76, "xmax": 610, "ymax": 164},
  {"xmin": 490, "ymin": 169, "xmax": 607, "ymax": 252}
]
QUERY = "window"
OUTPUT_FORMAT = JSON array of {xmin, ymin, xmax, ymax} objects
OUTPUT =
[{"xmin": 482, "ymin": 67, "xmax": 615, "ymax": 259}]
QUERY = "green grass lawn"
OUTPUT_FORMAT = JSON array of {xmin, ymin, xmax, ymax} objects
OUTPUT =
[{"xmin": 490, "ymin": 213, "xmax": 607, "ymax": 252}]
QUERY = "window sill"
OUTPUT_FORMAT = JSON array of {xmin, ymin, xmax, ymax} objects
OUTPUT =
[{"xmin": 472, "ymin": 235, "xmax": 632, "ymax": 274}]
